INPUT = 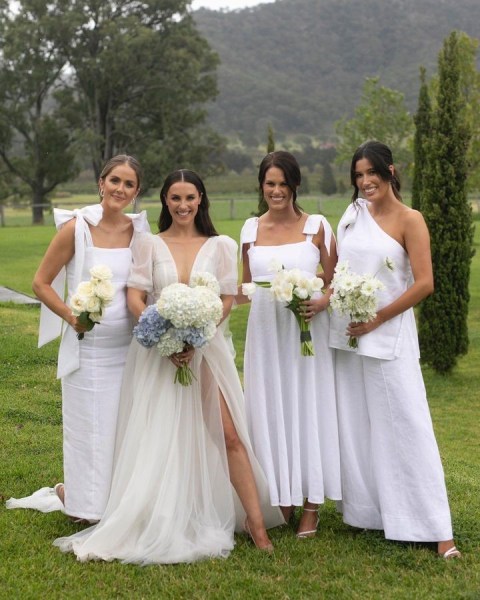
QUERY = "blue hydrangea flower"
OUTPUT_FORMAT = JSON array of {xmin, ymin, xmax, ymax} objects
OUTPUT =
[
  {"xmin": 172, "ymin": 326, "xmax": 208, "ymax": 348},
  {"xmin": 133, "ymin": 304, "xmax": 170, "ymax": 347}
]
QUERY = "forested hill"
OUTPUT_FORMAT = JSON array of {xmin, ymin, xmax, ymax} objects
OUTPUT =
[{"xmin": 193, "ymin": 0, "xmax": 480, "ymax": 142}]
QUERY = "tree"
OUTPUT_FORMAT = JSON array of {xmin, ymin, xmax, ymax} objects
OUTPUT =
[
  {"xmin": 257, "ymin": 124, "xmax": 275, "ymax": 215},
  {"xmin": 411, "ymin": 67, "xmax": 432, "ymax": 211},
  {"xmin": 320, "ymin": 162, "xmax": 337, "ymax": 196},
  {"xmin": 418, "ymin": 31, "xmax": 474, "ymax": 373},
  {"xmin": 335, "ymin": 77, "xmax": 413, "ymax": 171},
  {"xmin": 0, "ymin": 2, "xmax": 79, "ymax": 224},
  {"xmin": 52, "ymin": 0, "xmax": 221, "ymax": 185}
]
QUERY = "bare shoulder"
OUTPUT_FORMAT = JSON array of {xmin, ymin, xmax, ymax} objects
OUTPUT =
[{"xmin": 399, "ymin": 206, "xmax": 427, "ymax": 229}]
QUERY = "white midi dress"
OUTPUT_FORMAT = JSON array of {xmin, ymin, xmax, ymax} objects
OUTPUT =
[
  {"xmin": 241, "ymin": 215, "xmax": 342, "ymax": 508},
  {"xmin": 6, "ymin": 205, "xmax": 150, "ymax": 522},
  {"xmin": 329, "ymin": 199, "xmax": 453, "ymax": 541},
  {"xmin": 53, "ymin": 233, "xmax": 284, "ymax": 564}
]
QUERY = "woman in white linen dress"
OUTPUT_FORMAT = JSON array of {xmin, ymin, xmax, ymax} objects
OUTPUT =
[
  {"xmin": 8, "ymin": 156, "xmax": 149, "ymax": 523},
  {"xmin": 239, "ymin": 151, "xmax": 341, "ymax": 538},
  {"xmin": 329, "ymin": 141, "xmax": 460, "ymax": 558},
  {"xmin": 54, "ymin": 169, "xmax": 284, "ymax": 564}
]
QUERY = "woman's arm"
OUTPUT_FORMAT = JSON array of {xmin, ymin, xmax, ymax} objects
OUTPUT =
[
  {"xmin": 32, "ymin": 219, "xmax": 85, "ymax": 332},
  {"xmin": 127, "ymin": 287, "xmax": 148, "ymax": 320},
  {"xmin": 348, "ymin": 210, "xmax": 433, "ymax": 338},
  {"xmin": 303, "ymin": 223, "xmax": 338, "ymax": 321},
  {"xmin": 235, "ymin": 243, "xmax": 252, "ymax": 305}
]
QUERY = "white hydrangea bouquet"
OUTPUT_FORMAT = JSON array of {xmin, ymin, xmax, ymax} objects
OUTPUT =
[
  {"xmin": 70, "ymin": 265, "xmax": 115, "ymax": 340},
  {"xmin": 243, "ymin": 259, "xmax": 324, "ymax": 356},
  {"xmin": 329, "ymin": 258, "xmax": 395, "ymax": 348},
  {"xmin": 134, "ymin": 272, "xmax": 223, "ymax": 386}
]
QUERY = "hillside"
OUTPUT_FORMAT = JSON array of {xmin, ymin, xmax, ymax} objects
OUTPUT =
[{"xmin": 193, "ymin": 0, "xmax": 480, "ymax": 142}]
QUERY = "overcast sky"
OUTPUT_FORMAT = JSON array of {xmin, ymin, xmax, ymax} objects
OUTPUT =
[{"xmin": 191, "ymin": 0, "xmax": 275, "ymax": 11}]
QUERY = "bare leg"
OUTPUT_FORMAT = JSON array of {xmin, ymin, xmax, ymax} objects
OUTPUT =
[
  {"xmin": 281, "ymin": 505, "xmax": 294, "ymax": 522},
  {"xmin": 219, "ymin": 391, "xmax": 273, "ymax": 551},
  {"xmin": 297, "ymin": 500, "xmax": 319, "ymax": 538}
]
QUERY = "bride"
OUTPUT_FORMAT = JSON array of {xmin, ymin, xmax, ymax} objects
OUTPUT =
[{"xmin": 54, "ymin": 169, "xmax": 284, "ymax": 564}]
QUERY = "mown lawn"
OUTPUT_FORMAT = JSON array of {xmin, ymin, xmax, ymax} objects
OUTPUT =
[{"xmin": 0, "ymin": 202, "xmax": 478, "ymax": 599}]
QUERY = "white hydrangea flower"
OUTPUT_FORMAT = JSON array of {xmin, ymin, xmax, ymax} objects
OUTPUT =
[
  {"xmin": 191, "ymin": 271, "xmax": 221, "ymax": 295},
  {"xmin": 157, "ymin": 330, "xmax": 185, "ymax": 356}
]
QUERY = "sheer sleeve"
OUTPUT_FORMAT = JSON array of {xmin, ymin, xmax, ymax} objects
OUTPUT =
[
  {"xmin": 127, "ymin": 232, "xmax": 155, "ymax": 293},
  {"xmin": 215, "ymin": 236, "xmax": 239, "ymax": 295}
]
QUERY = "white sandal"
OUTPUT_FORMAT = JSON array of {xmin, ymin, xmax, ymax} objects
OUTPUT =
[
  {"xmin": 296, "ymin": 508, "xmax": 319, "ymax": 539},
  {"xmin": 440, "ymin": 546, "xmax": 461, "ymax": 559}
]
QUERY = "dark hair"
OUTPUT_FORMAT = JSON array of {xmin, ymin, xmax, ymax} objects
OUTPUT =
[
  {"xmin": 157, "ymin": 169, "xmax": 218, "ymax": 236},
  {"xmin": 350, "ymin": 141, "xmax": 402, "ymax": 202},
  {"xmin": 258, "ymin": 151, "xmax": 302, "ymax": 215},
  {"xmin": 98, "ymin": 154, "xmax": 143, "ymax": 195}
]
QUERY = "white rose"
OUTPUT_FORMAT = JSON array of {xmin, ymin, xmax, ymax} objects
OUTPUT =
[
  {"xmin": 267, "ymin": 258, "xmax": 283, "ymax": 273},
  {"xmin": 76, "ymin": 281, "xmax": 94, "ymax": 296},
  {"xmin": 89, "ymin": 265, "xmax": 113, "ymax": 281},
  {"xmin": 70, "ymin": 294, "xmax": 88, "ymax": 315},
  {"xmin": 85, "ymin": 295, "xmax": 101, "ymax": 313},
  {"xmin": 242, "ymin": 282, "xmax": 257, "ymax": 299},
  {"xmin": 93, "ymin": 280, "xmax": 116, "ymax": 302}
]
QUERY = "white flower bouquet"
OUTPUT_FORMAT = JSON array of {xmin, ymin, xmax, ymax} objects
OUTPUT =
[
  {"xmin": 133, "ymin": 272, "xmax": 224, "ymax": 386},
  {"xmin": 329, "ymin": 258, "xmax": 394, "ymax": 348},
  {"xmin": 243, "ymin": 259, "xmax": 324, "ymax": 356},
  {"xmin": 70, "ymin": 265, "xmax": 115, "ymax": 340}
]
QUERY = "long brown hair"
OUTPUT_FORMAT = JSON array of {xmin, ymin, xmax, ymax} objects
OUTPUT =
[{"xmin": 158, "ymin": 169, "xmax": 218, "ymax": 236}]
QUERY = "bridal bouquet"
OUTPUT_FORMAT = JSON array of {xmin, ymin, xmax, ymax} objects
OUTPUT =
[
  {"xmin": 134, "ymin": 272, "xmax": 224, "ymax": 386},
  {"xmin": 70, "ymin": 265, "xmax": 115, "ymax": 340},
  {"xmin": 329, "ymin": 258, "xmax": 394, "ymax": 348},
  {"xmin": 243, "ymin": 259, "xmax": 324, "ymax": 356}
]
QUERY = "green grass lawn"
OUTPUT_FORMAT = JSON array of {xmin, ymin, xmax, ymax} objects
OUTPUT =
[{"xmin": 0, "ymin": 204, "xmax": 478, "ymax": 599}]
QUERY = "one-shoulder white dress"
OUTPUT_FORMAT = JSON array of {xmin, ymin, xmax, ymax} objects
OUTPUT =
[{"xmin": 329, "ymin": 200, "xmax": 453, "ymax": 541}]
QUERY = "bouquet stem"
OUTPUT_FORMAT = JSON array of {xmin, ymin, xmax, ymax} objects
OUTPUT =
[
  {"xmin": 296, "ymin": 314, "xmax": 315, "ymax": 356},
  {"xmin": 348, "ymin": 335, "xmax": 359, "ymax": 349},
  {"xmin": 174, "ymin": 364, "xmax": 197, "ymax": 387}
]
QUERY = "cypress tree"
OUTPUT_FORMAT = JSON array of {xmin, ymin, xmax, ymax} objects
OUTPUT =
[
  {"xmin": 257, "ymin": 124, "xmax": 275, "ymax": 216},
  {"xmin": 411, "ymin": 67, "xmax": 431, "ymax": 212},
  {"xmin": 320, "ymin": 162, "xmax": 337, "ymax": 196},
  {"xmin": 418, "ymin": 31, "xmax": 474, "ymax": 373}
]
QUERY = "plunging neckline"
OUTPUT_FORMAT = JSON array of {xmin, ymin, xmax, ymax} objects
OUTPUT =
[{"xmin": 157, "ymin": 234, "xmax": 214, "ymax": 284}]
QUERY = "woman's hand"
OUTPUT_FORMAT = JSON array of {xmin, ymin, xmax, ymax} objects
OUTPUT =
[
  {"xmin": 68, "ymin": 314, "xmax": 89, "ymax": 334},
  {"xmin": 302, "ymin": 294, "xmax": 329, "ymax": 323},
  {"xmin": 169, "ymin": 345, "xmax": 195, "ymax": 368},
  {"xmin": 347, "ymin": 315, "xmax": 383, "ymax": 338}
]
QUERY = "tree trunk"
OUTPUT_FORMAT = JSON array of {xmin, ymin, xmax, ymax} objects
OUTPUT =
[{"xmin": 32, "ymin": 189, "xmax": 45, "ymax": 225}]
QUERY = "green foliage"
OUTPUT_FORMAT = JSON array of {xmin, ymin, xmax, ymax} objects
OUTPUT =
[
  {"xmin": 320, "ymin": 162, "xmax": 337, "ymax": 196},
  {"xmin": 256, "ymin": 125, "xmax": 275, "ymax": 216},
  {"xmin": 0, "ymin": 2, "xmax": 80, "ymax": 224},
  {"xmin": 49, "ymin": 0, "xmax": 221, "ymax": 185},
  {"xmin": 195, "ymin": 0, "xmax": 480, "ymax": 143},
  {"xmin": 412, "ymin": 67, "xmax": 432, "ymax": 211},
  {"xmin": 335, "ymin": 77, "xmax": 414, "ymax": 170},
  {"xmin": 419, "ymin": 31, "xmax": 474, "ymax": 373}
]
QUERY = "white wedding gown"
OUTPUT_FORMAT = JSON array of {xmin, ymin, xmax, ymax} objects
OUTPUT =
[{"xmin": 54, "ymin": 233, "xmax": 283, "ymax": 564}]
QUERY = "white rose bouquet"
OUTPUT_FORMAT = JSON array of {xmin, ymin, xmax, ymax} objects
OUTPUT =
[
  {"xmin": 329, "ymin": 258, "xmax": 395, "ymax": 348},
  {"xmin": 70, "ymin": 265, "xmax": 115, "ymax": 340},
  {"xmin": 243, "ymin": 259, "xmax": 324, "ymax": 356},
  {"xmin": 133, "ymin": 272, "xmax": 224, "ymax": 386}
]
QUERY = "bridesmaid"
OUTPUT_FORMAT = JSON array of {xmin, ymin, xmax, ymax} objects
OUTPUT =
[
  {"xmin": 239, "ymin": 151, "xmax": 341, "ymax": 538},
  {"xmin": 30, "ymin": 155, "xmax": 150, "ymax": 522},
  {"xmin": 329, "ymin": 140, "xmax": 460, "ymax": 558}
]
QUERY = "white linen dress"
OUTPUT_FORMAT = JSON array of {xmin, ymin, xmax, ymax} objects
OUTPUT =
[
  {"xmin": 241, "ymin": 215, "xmax": 342, "ymax": 508},
  {"xmin": 7, "ymin": 205, "xmax": 150, "ymax": 522},
  {"xmin": 53, "ymin": 233, "xmax": 284, "ymax": 564},
  {"xmin": 329, "ymin": 199, "xmax": 453, "ymax": 541}
]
